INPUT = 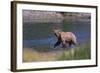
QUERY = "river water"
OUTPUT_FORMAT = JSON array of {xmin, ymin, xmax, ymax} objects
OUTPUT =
[{"xmin": 23, "ymin": 21, "xmax": 90, "ymax": 49}]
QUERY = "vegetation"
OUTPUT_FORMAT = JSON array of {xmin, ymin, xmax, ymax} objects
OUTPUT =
[
  {"xmin": 23, "ymin": 43, "xmax": 91, "ymax": 62},
  {"xmin": 57, "ymin": 43, "xmax": 91, "ymax": 60}
]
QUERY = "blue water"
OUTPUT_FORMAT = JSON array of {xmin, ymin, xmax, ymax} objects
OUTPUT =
[
  {"xmin": 23, "ymin": 21, "xmax": 90, "ymax": 48},
  {"xmin": 23, "ymin": 30, "xmax": 90, "ymax": 48}
]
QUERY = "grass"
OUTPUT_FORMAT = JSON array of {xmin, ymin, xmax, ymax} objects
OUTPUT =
[
  {"xmin": 57, "ymin": 43, "xmax": 91, "ymax": 60},
  {"xmin": 23, "ymin": 49, "xmax": 60, "ymax": 62},
  {"xmin": 23, "ymin": 43, "xmax": 91, "ymax": 62}
]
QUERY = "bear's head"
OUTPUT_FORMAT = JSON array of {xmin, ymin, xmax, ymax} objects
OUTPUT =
[{"xmin": 53, "ymin": 28, "xmax": 61, "ymax": 37}]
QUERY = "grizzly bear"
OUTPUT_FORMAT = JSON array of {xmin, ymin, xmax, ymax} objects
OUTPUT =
[{"xmin": 53, "ymin": 29, "xmax": 77, "ymax": 48}]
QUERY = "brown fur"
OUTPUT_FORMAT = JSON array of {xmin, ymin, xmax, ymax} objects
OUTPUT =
[{"xmin": 53, "ymin": 29, "xmax": 77, "ymax": 48}]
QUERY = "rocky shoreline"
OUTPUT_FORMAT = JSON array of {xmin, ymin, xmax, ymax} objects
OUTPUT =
[{"xmin": 23, "ymin": 10, "xmax": 91, "ymax": 23}]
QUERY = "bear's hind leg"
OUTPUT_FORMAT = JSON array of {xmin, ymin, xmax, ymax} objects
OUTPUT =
[
  {"xmin": 62, "ymin": 41, "xmax": 66, "ymax": 48},
  {"xmin": 68, "ymin": 42, "xmax": 72, "ymax": 47}
]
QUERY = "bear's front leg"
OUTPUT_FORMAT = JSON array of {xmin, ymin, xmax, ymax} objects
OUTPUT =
[{"xmin": 54, "ymin": 40, "xmax": 61, "ymax": 48}]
